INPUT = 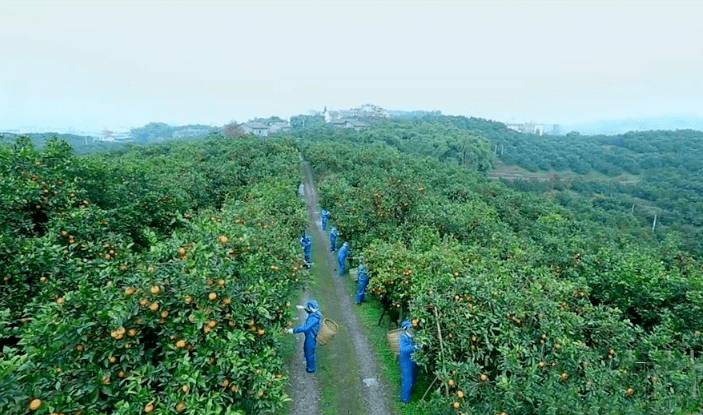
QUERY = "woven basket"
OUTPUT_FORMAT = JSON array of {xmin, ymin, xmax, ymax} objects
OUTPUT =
[
  {"xmin": 386, "ymin": 328, "xmax": 404, "ymax": 356},
  {"xmin": 350, "ymin": 269, "xmax": 358, "ymax": 281},
  {"xmin": 316, "ymin": 318, "xmax": 338, "ymax": 345}
]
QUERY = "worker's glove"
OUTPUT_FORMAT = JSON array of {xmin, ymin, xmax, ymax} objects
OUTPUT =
[
  {"xmin": 287, "ymin": 328, "xmax": 294, "ymax": 334},
  {"xmin": 296, "ymin": 305, "xmax": 306, "ymax": 310}
]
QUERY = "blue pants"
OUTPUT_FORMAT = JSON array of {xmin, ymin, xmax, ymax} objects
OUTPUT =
[
  {"xmin": 304, "ymin": 248, "xmax": 311, "ymax": 263},
  {"xmin": 356, "ymin": 277, "xmax": 368, "ymax": 304},
  {"xmin": 304, "ymin": 334, "xmax": 316, "ymax": 373},
  {"xmin": 338, "ymin": 259, "xmax": 345, "ymax": 275},
  {"xmin": 330, "ymin": 236, "xmax": 337, "ymax": 251},
  {"xmin": 400, "ymin": 357, "xmax": 418, "ymax": 402},
  {"xmin": 322, "ymin": 217, "xmax": 328, "ymax": 230}
]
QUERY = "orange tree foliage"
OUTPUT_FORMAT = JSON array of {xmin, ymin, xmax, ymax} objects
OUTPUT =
[
  {"xmin": 306, "ymin": 139, "xmax": 703, "ymax": 414},
  {"xmin": 0, "ymin": 135, "xmax": 307, "ymax": 414}
]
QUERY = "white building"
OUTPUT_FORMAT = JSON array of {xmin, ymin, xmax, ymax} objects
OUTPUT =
[
  {"xmin": 241, "ymin": 122, "xmax": 269, "ymax": 137},
  {"xmin": 506, "ymin": 122, "xmax": 546, "ymax": 136}
]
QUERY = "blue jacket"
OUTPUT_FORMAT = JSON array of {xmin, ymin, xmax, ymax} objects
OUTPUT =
[
  {"xmin": 337, "ymin": 245, "xmax": 349, "ymax": 262},
  {"xmin": 294, "ymin": 310, "xmax": 321, "ymax": 337}
]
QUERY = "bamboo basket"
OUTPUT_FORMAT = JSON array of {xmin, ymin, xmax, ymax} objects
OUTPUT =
[
  {"xmin": 350, "ymin": 268, "xmax": 358, "ymax": 281},
  {"xmin": 316, "ymin": 318, "xmax": 338, "ymax": 345},
  {"xmin": 386, "ymin": 328, "xmax": 404, "ymax": 356}
]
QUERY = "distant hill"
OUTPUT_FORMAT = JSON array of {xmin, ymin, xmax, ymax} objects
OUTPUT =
[
  {"xmin": 389, "ymin": 109, "xmax": 442, "ymax": 119},
  {"xmin": 560, "ymin": 115, "xmax": 703, "ymax": 136},
  {"xmin": 1, "ymin": 123, "xmax": 219, "ymax": 153}
]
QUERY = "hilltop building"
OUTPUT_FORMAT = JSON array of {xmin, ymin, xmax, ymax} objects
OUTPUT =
[
  {"xmin": 330, "ymin": 119, "xmax": 370, "ymax": 132},
  {"xmin": 506, "ymin": 122, "xmax": 546, "ymax": 136},
  {"xmin": 323, "ymin": 104, "xmax": 389, "ymax": 123},
  {"xmin": 241, "ymin": 122, "xmax": 270, "ymax": 137}
]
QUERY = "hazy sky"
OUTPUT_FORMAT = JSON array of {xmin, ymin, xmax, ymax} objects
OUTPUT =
[{"xmin": 1, "ymin": 0, "xmax": 702, "ymax": 133}]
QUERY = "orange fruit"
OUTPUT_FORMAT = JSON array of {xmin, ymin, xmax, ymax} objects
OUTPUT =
[
  {"xmin": 125, "ymin": 286, "xmax": 136, "ymax": 295},
  {"xmin": 29, "ymin": 398, "xmax": 42, "ymax": 411},
  {"xmin": 150, "ymin": 285, "xmax": 161, "ymax": 295},
  {"xmin": 184, "ymin": 294, "xmax": 193, "ymax": 303},
  {"xmin": 181, "ymin": 385, "xmax": 190, "ymax": 393},
  {"xmin": 208, "ymin": 292, "xmax": 217, "ymax": 301},
  {"xmin": 219, "ymin": 235, "xmax": 228, "ymax": 243},
  {"xmin": 479, "ymin": 374, "xmax": 488, "ymax": 382},
  {"xmin": 149, "ymin": 301, "xmax": 159, "ymax": 311},
  {"xmin": 144, "ymin": 402, "xmax": 154, "ymax": 413},
  {"xmin": 176, "ymin": 339, "xmax": 186, "ymax": 348}
]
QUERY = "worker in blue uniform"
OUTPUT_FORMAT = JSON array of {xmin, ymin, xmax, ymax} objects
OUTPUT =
[
  {"xmin": 288, "ymin": 300, "xmax": 322, "ymax": 373},
  {"xmin": 329, "ymin": 227, "xmax": 339, "ymax": 252},
  {"xmin": 399, "ymin": 319, "xmax": 421, "ymax": 403},
  {"xmin": 300, "ymin": 233, "xmax": 312, "ymax": 267},
  {"xmin": 355, "ymin": 255, "xmax": 369, "ymax": 304},
  {"xmin": 337, "ymin": 242, "xmax": 349, "ymax": 275},
  {"xmin": 320, "ymin": 209, "xmax": 330, "ymax": 230}
]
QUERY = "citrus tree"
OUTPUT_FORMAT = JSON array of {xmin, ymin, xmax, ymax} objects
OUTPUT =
[{"xmin": 1, "ymin": 135, "xmax": 308, "ymax": 415}]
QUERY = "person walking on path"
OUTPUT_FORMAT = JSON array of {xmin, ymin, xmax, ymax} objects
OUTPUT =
[
  {"xmin": 300, "ymin": 233, "xmax": 312, "ymax": 267},
  {"xmin": 288, "ymin": 300, "xmax": 322, "ymax": 373},
  {"xmin": 337, "ymin": 242, "xmax": 350, "ymax": 275},
  {"xmin": 355, "ymin": 255, "xmax": 369, "ymax": 304},
  {"xmin": 329, "ymin": 227, "xmax": 339, "ymax": 252},
  {"xmin": 399, "ymin": 320, "xmax": 421, "ymax": 403},
  {"xmin": 321, "ymin": 209, "xmax": 330, "ymax": 230}
]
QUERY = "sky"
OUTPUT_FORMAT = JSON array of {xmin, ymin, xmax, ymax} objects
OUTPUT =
[{"xmin": 1, "ymin": 0, "xmax": 703, "ymax": 134}]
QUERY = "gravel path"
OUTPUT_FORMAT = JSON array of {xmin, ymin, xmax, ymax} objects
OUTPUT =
[{"xmin": 300, "ymin": 161, "xmax": 393, "ymax": 415}]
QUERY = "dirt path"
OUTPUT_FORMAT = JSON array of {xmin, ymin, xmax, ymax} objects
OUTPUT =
[{"xmin": 295, "ymin": 161, "xmax": 393, "ymax": 415}]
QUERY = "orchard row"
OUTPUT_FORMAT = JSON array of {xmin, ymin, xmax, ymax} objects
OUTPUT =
[
  {"xmin": 307, "ymin": 139, "xmax": 703, "ymax": 415},
  {"xmin": 1, "ymin": 136, "xmax": 307, "ymax": 415}
]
